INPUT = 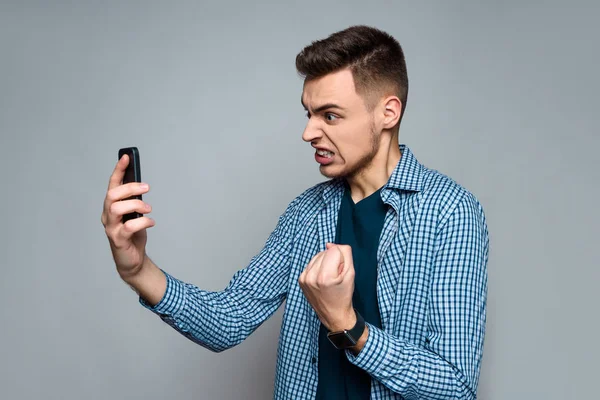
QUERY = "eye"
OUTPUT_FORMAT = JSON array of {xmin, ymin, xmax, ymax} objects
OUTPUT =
[
  {"xmin": 305, "ymin": 111, "xmax": 311, "ymax": 119},
  {"xmin": 325, "ymin": 113, "xmax": 338, "ymax": 122}
]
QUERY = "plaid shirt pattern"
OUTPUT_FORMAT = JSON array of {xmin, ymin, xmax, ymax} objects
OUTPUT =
[{"xmin": 140, "ymin": 144, "xmax": 489, "ymax": 399}]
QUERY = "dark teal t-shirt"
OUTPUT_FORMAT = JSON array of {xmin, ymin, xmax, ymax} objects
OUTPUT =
[{"xmin": 315, "ymin": 181, "xmax": 387, "ymax": 400}]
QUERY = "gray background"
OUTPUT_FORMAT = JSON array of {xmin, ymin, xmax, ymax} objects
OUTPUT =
[{"xmin": 1, "ymin": 1, "xmax": 598, "ymax": 399}]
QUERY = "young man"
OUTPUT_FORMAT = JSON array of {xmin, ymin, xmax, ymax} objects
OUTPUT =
[{"xmin": 102, "ymin": 25, "xmax": 489, "ymax": 399}]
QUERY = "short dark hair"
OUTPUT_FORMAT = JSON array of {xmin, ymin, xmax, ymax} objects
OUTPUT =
[{"xmin": 296, "ymin": 25, "xmax": 409, "ymax": 126}]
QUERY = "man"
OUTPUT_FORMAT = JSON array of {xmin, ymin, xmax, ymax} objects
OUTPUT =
[{"xmin": 101, "ymin": 25, "xmax": 489, "ymax": 399}]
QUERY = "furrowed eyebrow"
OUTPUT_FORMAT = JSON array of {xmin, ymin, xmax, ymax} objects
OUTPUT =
[{"xmin": 301, "ymin": 98, "xmax": 345, "ymax": 113}]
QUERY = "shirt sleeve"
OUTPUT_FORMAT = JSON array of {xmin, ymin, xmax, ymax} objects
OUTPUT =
[
  {"xmin": 139, "ymin": 197, "xmax": 300, "ymax": 353},
  {"xmin": 345, "ymin": 192, "xmax": 489, "ymax": 399}
]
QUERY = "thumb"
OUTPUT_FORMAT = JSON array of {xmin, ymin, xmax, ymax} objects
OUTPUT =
[{"xmin": 326, "ymin": 242, "xmax": 335, "ymax": 249}]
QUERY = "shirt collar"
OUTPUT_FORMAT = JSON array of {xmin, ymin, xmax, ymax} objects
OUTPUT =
[
  {"xmin": 322, "ymin": 144, "xmax": 424, "ymax": 205},
  {"xmin": 385, "ymin": 144, "xmax": 424, "ymax": 192}
]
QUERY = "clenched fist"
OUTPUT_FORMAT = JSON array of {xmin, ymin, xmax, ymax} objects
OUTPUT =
[{"xmin": 298, "ymin": 243, "xmax": 357, "ymax": 332}]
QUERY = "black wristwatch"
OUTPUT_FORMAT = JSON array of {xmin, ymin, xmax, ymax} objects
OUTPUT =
[{"xmin": 326, "ymin": 309, "xmax": 365, "ymax": 350}]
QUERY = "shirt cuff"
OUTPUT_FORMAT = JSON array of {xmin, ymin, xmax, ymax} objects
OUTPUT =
[
  {"xmin": 345, "ymin": 322, "xmax": 391, "ymax": 375},
  {"xmin": 138, "ymin": 269, "xmax": 186, "ymax": 317}
]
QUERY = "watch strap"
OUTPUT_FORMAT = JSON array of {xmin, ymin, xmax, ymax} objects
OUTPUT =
[
  {"xmin": 327, "ymin": 309, "xmax": 366, "ymax": 348},
  {"xmin": 346, "ymin": 309, "xmax": 365, "ymax": 341}
]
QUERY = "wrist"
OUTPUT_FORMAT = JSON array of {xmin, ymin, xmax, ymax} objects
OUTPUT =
[
  {"xmin": 329, "ymin": 307, "xmax": 357, "ymax": 332},
  {"xmin": 121, "ymin": 256, "xmax": 167, "ymax": 307},
  {"xmin": 349, "ymin": 325, "xmax": 369, "ymax": 355},
  {"xmin": 120, "ymin": 254, "xmax": 152, "ymax": 285},
  {"xmin": 326, "ymin": 308, "xmax": 366, "ymax": 350}
]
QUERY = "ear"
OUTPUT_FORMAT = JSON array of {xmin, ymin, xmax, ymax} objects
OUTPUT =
[{"xmin": 381, "ymin": 96, "xmax": 402, "ymax": 130}]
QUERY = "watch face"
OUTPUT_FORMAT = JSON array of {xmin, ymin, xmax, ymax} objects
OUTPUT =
[{"xmin": 327, "ymin": 331, "xmax": 357, "ymax": 350}]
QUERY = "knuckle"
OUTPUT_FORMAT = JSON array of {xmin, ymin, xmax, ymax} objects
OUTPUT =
[
  {"xmin": 106, "ymin": 189, "xmax": 118, "ymax": 203},
  {"xmin": 109, "ymin": 201, "xmax": 120, "ymax": 215},
  {"xmin": 104, "ymin": 227, "xmax": 117, "ymax": 241},
  {"xmin": 304, "ymin": 274, "xmax": 314, "ymax": 286},
  {"xmin": 121, "ymin": 221, "xmax": 132, "ymax": 233},
  {"xmin": 316, "ymin": 276, "xmax": 328, "ymax": 287}
]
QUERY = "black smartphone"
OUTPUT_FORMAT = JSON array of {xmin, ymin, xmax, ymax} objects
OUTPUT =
[{"xmin": 118, "ymin": 146, "xmax": 142, "ymax": 223}]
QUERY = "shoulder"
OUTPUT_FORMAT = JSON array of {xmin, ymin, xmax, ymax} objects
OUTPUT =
[
  {"xmin": 278, "ymin": 179, "xmax": 338, "ymax": 224},
  {"xmin": 287, "ymin": 179, "xmax": 332, "ymax": 211},
  {"xmin": 418, "ymin": 166, "xmax": 487, "ymax": 231}
]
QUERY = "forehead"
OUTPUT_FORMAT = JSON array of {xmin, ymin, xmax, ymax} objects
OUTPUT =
[{"xmin": 301, "ymin": 68, "xmax": 361, "ymax": 107}]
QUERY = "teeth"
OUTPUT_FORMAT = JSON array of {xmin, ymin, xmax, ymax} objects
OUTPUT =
[{"xmin": 317, "ymin": 150, "xmax": 333, "ymax": 157}]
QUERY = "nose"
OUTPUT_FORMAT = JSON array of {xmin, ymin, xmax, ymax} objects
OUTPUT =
[{"xmin": 302, "ymin": 118, "xmax": 322, "ymax": 143}]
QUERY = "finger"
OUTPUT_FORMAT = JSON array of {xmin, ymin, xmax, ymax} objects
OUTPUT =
[
  {"xmin": 305, "ymin": 252, "xmax": 326, "ymax": 284},
  {"xmin": 104, "ymin": 182, "xmax": 150, "ymax": 223},
  {"xmin": 108, "ymin": 153, "xmax": 129, "ymax": 191},
  {"xmin": 118, "ymin": 216, "xmax": 156, "ymax": 240},
  {"xmin": 318, "ymin": 246, "xmax": 344, "ymax": 282},
  {"xmin": 325, "ymin": 243, "xmax": 344, "ymax": 272},
  {"xmin": 336, "ymin": 246, "xmax": 345, "ymax": 276},
  {"xmin": 299, "ymin": 251, "xmax": 322, "ymax": 283},
  {"xmin": 336, "ymin": 245, "xmax": 355, "ymax": 281},
  {"xmin": 324, "ymin": 243, "xmax": 345, "ymax": 276},
  {"xmin": 306, "ymin": 243, "xmax": 335, "ymax": 275},
  {"xmin": 107, "ymin": 199, "xmax": 151, "ymax": 226},
  {"xmin": 107, "ymin": 199, "xmax": 152, "ymax": 225},
  {"xmin": 106, "ymin": 182, "xmax": 149, "ymax": 206}
]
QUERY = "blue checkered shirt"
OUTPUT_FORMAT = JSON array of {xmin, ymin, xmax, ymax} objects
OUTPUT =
[{"xmin": 140, "ymin": 144, "xmax": 489, "ymax": 399}]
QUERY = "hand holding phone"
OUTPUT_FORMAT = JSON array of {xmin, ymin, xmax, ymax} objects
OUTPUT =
[{"xmin": 101, "ymin": 146, "xmax": 155, "ymax": 281}]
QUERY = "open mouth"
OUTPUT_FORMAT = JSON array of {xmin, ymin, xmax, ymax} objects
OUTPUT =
[
  {"xmin": 316, "ymin": 149, "xmax": 334, "ymax": 158},
  {"xmin": 315, "ymin": 149, "xmax": 335, "ymax": 165}
]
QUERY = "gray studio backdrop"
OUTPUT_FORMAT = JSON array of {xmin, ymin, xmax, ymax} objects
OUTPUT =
[{"xmin": 1, "ymin": 1, "xmax": 598, "ymax": 399}]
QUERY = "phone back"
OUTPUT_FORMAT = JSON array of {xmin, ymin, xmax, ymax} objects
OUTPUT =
[{"xmin": 118, "ymin": 147, "xmax": 142, "ymax": 222}]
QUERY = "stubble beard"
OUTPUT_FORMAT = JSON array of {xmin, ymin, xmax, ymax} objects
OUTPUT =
[{"xmin": 320, "ymin": 122, "xmax": 380, "ymax": 181}]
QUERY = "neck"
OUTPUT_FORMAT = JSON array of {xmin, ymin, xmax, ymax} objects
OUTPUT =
[{"xmin": 346, "ymin": 134, "xmax": 401, "ymax": 203}]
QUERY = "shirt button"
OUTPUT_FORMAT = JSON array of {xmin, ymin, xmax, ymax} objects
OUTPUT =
[{"xmin": 311, "ymin": 357, "xmax": 317, "ymax": 364}]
